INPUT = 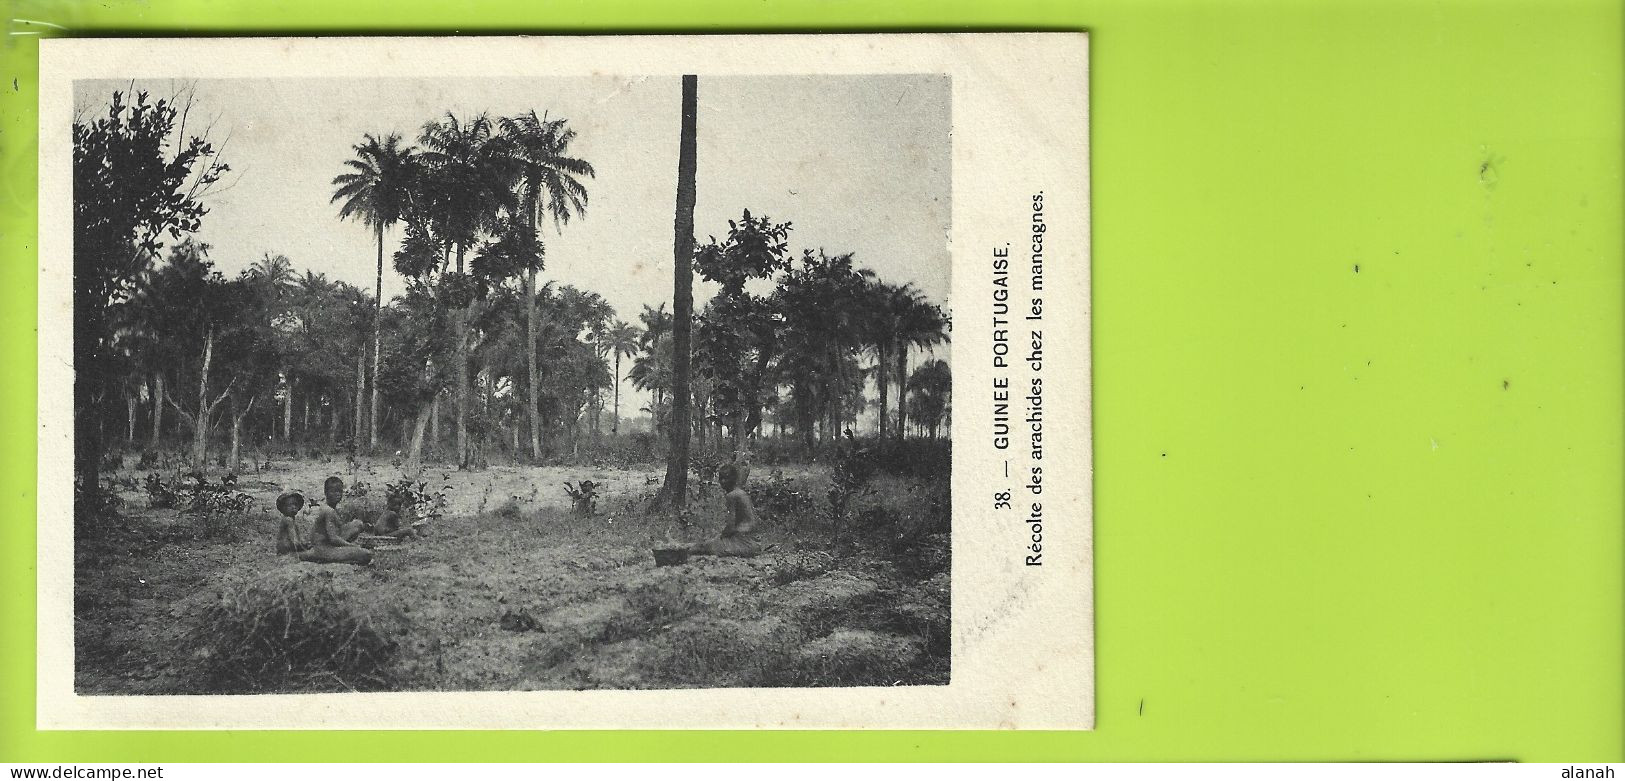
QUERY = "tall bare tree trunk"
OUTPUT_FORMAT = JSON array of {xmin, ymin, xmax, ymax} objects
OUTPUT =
[
  {"xmin": 191, "ymin": 329, "xmax": 215, "ymax": 466},
  {"xmin": 151, "ymin": 373, "xmax": 165, "ymax": 447},
  {"xmin": 228, "ymin": 398, "xmax": 239, "ymax": 467},
  {"xmin": 827, "ymin": 343, "xmax": 843, "ymax": 442},
  {"xmin": 230, "ymin": 396, "xmax": 255, "ymax": 469},
  {"xmin": 875, "ymin": 344, "xmax": 889, "ymax": 439},
  {"xmin": 659, "ymin": 74, "xmax": 698, "ymax": 509},
  {"xmin": 406, "ymin": 403, "xmax": 431, "ymax": 472},
  {"xmin": 895, "ymin": 343, "xmax": 909, "ymax": 440},
  {"xmin": 431, "ymin": 392, "xmax": 440, "ymax": 448},
  {"xmin": 525, "ymin": 267, "xmax": 541, "ymax": 460},
  {"xmin": 281, "ymin": 373, "xmax": 292, "ymax": 441},
  {"xmin": 126, "ymin": 394, "xmax": 137, "ymax": 442},
  {"xmin": 353, "ymin": 345, "xmax": 366, "ymax": 446},
  {"xmin": 612, "ymin": 353, "xmax": 623, "ymax": 434},
  {"xmin": 455, "ymin": 244, "xmax": 471, "ymax": 469},
  {"xmin": 370, "ymin": 223, "xmax": 384, "ymax": 451}
]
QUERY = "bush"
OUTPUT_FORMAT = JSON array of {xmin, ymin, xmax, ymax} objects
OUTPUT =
[
  {"xmin": 385, "ymin": 475, "xmax": 451, "ymax": 523},
  {"xmin": 826, "ymin": 438, "xmax": 877, "ymax": 534},
  {"xmin": 144, "ymin": 471, "xmax": 254, "ymax": 537},
  {"xmin": 192, "ymin": 569, "xmax": 400, "ymax": 692},
  {"xmin": 754, "ymin": 469, "xmax": 816, "ymax": 517},
  {"xmin": 144, "ymin": 472, "xmax": 182, "ymax": 509},
  {"xmin": 74, "ymin": 476, "xmax": 123, "ymax": 536}
]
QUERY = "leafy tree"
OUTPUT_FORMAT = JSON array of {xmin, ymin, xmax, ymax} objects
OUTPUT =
[
  {"xmin": 907, "ymin": 359, "xmax": 952, "ymax": 439},
  {"xmin": 693, "ymin": 210, "xmax": 792, "ymax": 454},
  {"xmin": 142, "ymin": 243, "xmax": 268, "ymax": 466},
  {"xmin": 377, "ymin": 281, "xmax": 453, "ymax": 468},
  {"xmin": 73, "ymin": 89, "xmax": 228, "ymax": 492},
  {"xmin": 773, "ymin": 249, "xmax": 871, "ymax": 445}
]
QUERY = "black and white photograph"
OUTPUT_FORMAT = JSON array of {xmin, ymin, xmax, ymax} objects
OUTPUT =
[
  {"xmin": 41, "ymin": 34, "xmax": 1088, "ymax": 729},
  {"xmin": 70, "ymin": 69, "xmax": 953, "ymax": 693}
]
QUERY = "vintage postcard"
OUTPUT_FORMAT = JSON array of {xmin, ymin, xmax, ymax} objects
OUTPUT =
[{"xmin": 37, "ymin": 33, "xmax": 1090, "ymax": 729}]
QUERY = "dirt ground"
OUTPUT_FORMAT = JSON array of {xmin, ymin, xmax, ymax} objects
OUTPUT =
[{"xmin": 75, "ymin": 455, "xmax": 950, "ymax": 693}]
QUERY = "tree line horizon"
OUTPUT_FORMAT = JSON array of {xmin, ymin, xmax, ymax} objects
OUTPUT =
[{"xmin": 73, "ymin": 77, "xmax": 952, "ymax": 508}]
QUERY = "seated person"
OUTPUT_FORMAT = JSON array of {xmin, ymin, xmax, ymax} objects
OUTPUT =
[
  {"xmin": 274, "ymin": 492, "xmax": 311, "ymax": 555},
  {"xmin": 686, "ymin": 463, "xmax": 765, "ymax": 558},
  {"xmin": 298, "ymin": 476, "xmax": 372, "ymax": 565},
  {"xmin": 368, "ymin": 492, "xmax": 423, "ymax": 540}
]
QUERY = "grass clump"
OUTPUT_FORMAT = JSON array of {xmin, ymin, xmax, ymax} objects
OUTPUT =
[{"xmin": 192, "ymin": 568, "xmax": 401, "ymax": 693}]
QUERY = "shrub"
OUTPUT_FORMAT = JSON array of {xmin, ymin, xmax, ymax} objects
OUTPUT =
[
  {"xmin": 826, "ymin": 438, "xmax": 877, "ymax": 539},
  {"xmin": 192, "ymin": 569, "xmax": 400, "ymax": 692},
  {"xmin": 143, "ymin": 472, "xmax": 254, "ymax": 537},
  {"xmin": 754, "ymin": 469, "xmax": 816, "ymax": 517},
  {"xmin": 385, "ymin": 475, "xmax": 451, "ymax": 523},
  {"xmin": 144, "ymin": 472, "xmax": 182, "ymax": 509},
  {"xmin": 74, "ymin": 475, "xmax": 123, "ymax": 536}
]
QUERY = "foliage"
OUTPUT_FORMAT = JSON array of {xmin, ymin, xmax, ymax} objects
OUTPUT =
[
  {"xmin": 906, "ymin": 359, "xmax": 952, "ymax": 438},
  {"xmin": 384, "ymin": 475, "xmax": 452, "ymax": 522},
  {"xmin": 74, "ymin": 89, "xmax": 229, "ymax": 340},
  {"xmin": 143, "ymin": 471, "xmax": 254, "ymax": 536},
  {"xmin": 753, "ymin": 468, "xmax": 816, "ymax": 517},
  {"xmin": 857, "ymin": 480, "xmax": 951, "ymax": 576},
  {"xmin": 74, "ymin": 476, "xmax": 124, "ymax": 535},
  {"xmin": 826, "ymin": 436, "xmax": 878, "ymax": 537},
  {"xmin": 76, "ymin": 87, "xmax": 954, "ymax": 488},
  {"xmin": 331, "ymin": 132, "xmax": 415, "ymax": 234},
  {"xmin": 74, "ymin": 88, "xmax": 229, "ymax": 485}
]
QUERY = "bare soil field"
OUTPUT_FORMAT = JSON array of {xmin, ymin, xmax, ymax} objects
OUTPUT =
[{"xmin": 75, "ymin": 455, "xmax": 950, "ymax": 693}]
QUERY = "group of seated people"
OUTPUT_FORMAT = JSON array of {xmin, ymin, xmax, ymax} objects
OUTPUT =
[
  {"xmin": 274, "ymin": 465, "xmax": 769, "ymax": 568},
  {"xmin": 274, "ymin": 476, "xmax": 422, "ymax": 566}
]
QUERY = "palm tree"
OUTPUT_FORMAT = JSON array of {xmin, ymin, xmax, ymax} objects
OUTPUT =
[
  {"xmin": 499, "ymin": 111, "xmax": 595, "ymax": 461},
  {"xmin": 332, "ymin": 132, "xmax": 415, "ymax": 451},
  {"xmin": 418, "ymin": 113, "xmax": 515, "ymax": 468},
  {"xmin": 894, "ymin": 294, "xmax": 948, "ymax": 439},
  {"xmin": 858, "ymin": 278, "xmax": 918, "ymax": 440},
  {"xmin": 603, "ymin": 319, "xmax": 641, "ymax": 433},
  {"xmin": 631, "ymin": 332, "xmax": 675, "ymax": 435},
  {"xmin": 907, "ymin": 359, "xmax": 952, "ymax": 439},
  {"xmin": 247, "ymin": 253, "xmax": 297, "ymax": 294},
  {"xmin": 108, "ymin": 268, "xmax": 165, "ymax": 445},
  {"xmin": 638, "ymin": 302, "xmax": 672, "ymax": 350},
  {"xmin": 245, "ymin": 253, "xmax": 298, "ymax": 441},
  {"xmin": 659, "ymin": 74, "xmax": 699, "ymax": 508}
]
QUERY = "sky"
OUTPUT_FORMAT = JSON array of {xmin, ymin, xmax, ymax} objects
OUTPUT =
[{"xmin": 76, "ymin": 74, "xmax": 952, "ymax": 421}]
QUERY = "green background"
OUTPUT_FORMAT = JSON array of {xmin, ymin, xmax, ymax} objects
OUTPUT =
[{"xmin": 2, "ymin": 0, "xmax": 1621, "ymax": 762}]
